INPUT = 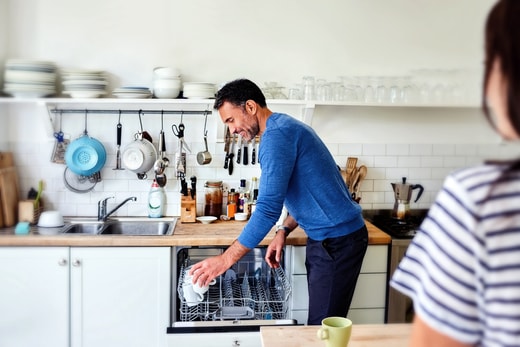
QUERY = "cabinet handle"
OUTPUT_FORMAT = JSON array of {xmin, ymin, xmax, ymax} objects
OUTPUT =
[
  {"xmin": 72, "ymin": 259, "xmax": 81, "ymax": 267},
  {"xmin": 58, "ymin": 258, "xmax": 68, "ymax": 266},
  {"xmin": 232, "ymin": 340, "xmax": 240, "ymax": 347}
]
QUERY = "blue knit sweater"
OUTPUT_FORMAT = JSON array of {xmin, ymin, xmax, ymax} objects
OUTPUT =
[{"xmin": 238, "ymin": 113, "xmax": 364, "ymax": 248}]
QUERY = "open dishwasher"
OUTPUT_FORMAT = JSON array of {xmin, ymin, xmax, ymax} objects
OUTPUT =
[{"xmin": 167, "ymin": 246, "xmax": 296, "ymax": 347}]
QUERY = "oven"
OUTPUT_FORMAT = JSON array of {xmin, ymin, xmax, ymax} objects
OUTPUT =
[
  {"xmin": 363, "ymin": 209, "xmax": 428, "ymax": 323},
  {"xmin": 166, "ymin": 246, "xmax": 295, "ymax": 347}
]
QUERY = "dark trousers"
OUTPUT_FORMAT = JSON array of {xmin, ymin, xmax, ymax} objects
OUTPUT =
[{"xmin": 305, "ymin": 224, "xmax": 368, "ymax": 325}]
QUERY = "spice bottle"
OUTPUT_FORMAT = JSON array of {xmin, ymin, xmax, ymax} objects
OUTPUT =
[{"xmin": 227, "ymin": 189, "xmax": 236, "ymax": 219}]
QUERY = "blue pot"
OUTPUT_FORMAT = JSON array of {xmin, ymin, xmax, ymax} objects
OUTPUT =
[{"xmin": 65, "ymin": 134, "xmax": 106, "ymax": 176}]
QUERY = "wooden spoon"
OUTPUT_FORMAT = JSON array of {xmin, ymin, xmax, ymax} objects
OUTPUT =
[
  {"xmin": 353, "ymin": 165, "xmax": 367, "ymax": 199},
  {"xmin": 345, "ymin": 157, "xmax": 358, "ymax": 187}
]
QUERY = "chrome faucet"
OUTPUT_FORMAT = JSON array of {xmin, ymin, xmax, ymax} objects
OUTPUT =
[{"xmin": 97, "ymin": 196, "xmax": 137, "ymax": 221}]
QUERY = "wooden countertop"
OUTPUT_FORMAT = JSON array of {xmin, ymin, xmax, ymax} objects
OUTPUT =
[
  {"xmin": 261, "ymin": 324, "xmax": 412, "ymax": 347},
  {"xmin": 0, "ymin": 219, "xmax": 390, "ymax": 247}
]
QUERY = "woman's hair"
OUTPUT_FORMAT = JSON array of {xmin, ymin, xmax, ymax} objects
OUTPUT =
[
  {"xmin": 482, "ymin": 0, "xmax": 520, "ymax": 135},
  {"xmin": 214, "ymin": 79, "xmax": 267, "ymax": 110}
]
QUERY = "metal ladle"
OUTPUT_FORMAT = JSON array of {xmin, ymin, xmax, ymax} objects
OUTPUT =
[
  {"xmin": 197, "ymin": 112, "xmax": 212, "ymax": 165},
  {"xmin": 154, "ymin": 112, "xmax": 168, "ymax": 187}
]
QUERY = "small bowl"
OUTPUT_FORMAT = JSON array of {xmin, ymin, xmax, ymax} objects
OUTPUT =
[
  {"xmin": 38, "ymin": 210, "xmax": 64, "ymax": 228},
  {"xmin": 234, "ymin": 213, "xmax": 248, "ymax": 221},
  {"xmin": 196, "ymin": 216, "xmax": 217, "ymax": 224},
  {"xmin": 153, "ymin": 87, "xmax": 181, "ymax": 99}
]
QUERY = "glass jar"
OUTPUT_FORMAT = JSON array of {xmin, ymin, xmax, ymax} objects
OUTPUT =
[{"xmin": 204, "ymin": 181, "xmax": 223, "ymax": 217}]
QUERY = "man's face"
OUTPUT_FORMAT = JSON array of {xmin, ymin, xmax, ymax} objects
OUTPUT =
[{"xmin": 218, "ymin": 100, "xmax": 259, "ymax": 142}]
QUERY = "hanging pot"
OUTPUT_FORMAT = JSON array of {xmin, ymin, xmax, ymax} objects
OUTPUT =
[{"xmin": 122, "ymin": 133, "xmax": 157, "ymax": 177}]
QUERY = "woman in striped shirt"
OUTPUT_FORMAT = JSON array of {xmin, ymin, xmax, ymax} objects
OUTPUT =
[{"xmin": 391, "ymin": 1, "xmax": 520, "ymax": 346}]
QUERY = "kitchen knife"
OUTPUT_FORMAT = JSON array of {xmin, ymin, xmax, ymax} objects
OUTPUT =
[
  {"xmin": 236, "ymin": 136, "xmax": 242, "ymax": 164},
  {"xmin": 251, "ymin": 136, "xmax": 256, "ymax": 165},
  {"xmin": 190, "ymin": 176, "xmax": 197, "ymax": 199},
  {"xmin": 228, "ymin": 134, "xmax": 236, "ymax": 175},
  {"xmin": 224, "ymin": 127, "xmax": 231, "ymax": 169},
  {"xmin": 243, "ymin": 140, "xmax": 248, "ymax": 165},
  {"xmin": 180, "ymin": 175, "xmax": 188, "ymax": 196}
]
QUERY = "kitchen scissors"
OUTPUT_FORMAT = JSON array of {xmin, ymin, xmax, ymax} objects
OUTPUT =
[{"xmin": 172, "ymin": 123, "xmax": 191, "ymax": 153}]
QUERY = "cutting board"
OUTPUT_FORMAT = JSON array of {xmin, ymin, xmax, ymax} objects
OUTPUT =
[
  {"xmin": 0, "ymin": 152, "xmax": 14, "ymax": 169},
  {"xmin": 0, "ymin": 152, "xmax": 19, "ymax": 227}
]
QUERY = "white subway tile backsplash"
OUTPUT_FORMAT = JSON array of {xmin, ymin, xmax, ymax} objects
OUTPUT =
[
  {"xmin": 338, "ymin": 143, "xmax": 363, "ymax": 156},
  {"xmin": 386, "ymin": 144, "xmax": 410, "ymax": 156},
  {"xmin": 8, "ymin": 138, "xmax": 520, "ymax": 215},
  {"xmin": 432, "ymin": 144, "xmax": 456, "ymax": 156},
  {"xmin": 397, "ymin": 156, "xmax": 421, "ymax": 168},
  {"xmin": 420, "ymin": 156, "xmax": 444, "ymax": 167},
  {"xmin": 409, "ymin": 144, "xmax": 433, "ymax": 156},
  {"xmin": 362, "ymin": 144, "xmax": 386, "ymax": 155},
  {"xmin": 455, "ymin": 144, "xmax": 478, "ymax": 156},
  {"xmin": 374, "ymin": 156, "xmax": 397, "ymax": 168}
]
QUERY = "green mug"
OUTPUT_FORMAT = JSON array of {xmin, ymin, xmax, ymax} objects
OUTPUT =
[{"xmin": 317, "ymin": 317, "xmax": 352, "ymax": 347}]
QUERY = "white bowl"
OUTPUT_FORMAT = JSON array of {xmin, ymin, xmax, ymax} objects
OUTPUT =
[
  {"xmin": 234, "ymin": 213, "xmax": 248, "ymax": 221},
  {"xmin": 153, "ymin": 67, "xmax": 181, "ymax": 78},
  {"xmin": 153, "ymin": 87, "xmax": 181, "ymax": 99},
  {"xmin": 196, "ymin": 216, "xmax": 217, "ymax": 224},
  {"xmin": 38, "ymin": 210, "xmax": 64, "ymax": 227},
  {"xmin": 153, "ymin": 79, "xmax": 182, "ymax": 88}
]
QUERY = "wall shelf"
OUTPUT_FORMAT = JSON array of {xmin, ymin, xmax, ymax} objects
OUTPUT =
[{"xmin": 0, "ymin": 97, "xmax": 481, "ymax": 139}]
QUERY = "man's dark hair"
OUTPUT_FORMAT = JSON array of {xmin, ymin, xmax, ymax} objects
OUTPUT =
[{"xmin": 214, "ymin": 79, "xmax": 267, "ymax": 110}]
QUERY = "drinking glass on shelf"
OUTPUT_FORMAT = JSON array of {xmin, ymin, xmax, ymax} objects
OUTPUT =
[
  {"xmin": 302, "ymin": 76, "xmax": 315, "ymax": 101},
  {"xmin": 363, "ymin": 76, "xmax": 377, "ymax": 103},
  {"xmin": 376, "ymin": 76, "xmax": 388, "ymax": 103}
]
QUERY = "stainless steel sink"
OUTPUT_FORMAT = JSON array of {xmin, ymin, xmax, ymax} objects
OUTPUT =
[
  {"xmin": 62, "ymin": 218, "xmax": 177, "ymax": 236},
  {"xmin": 101, "ymin": 220, "xmax": 175, "ymax": 236},
  {"xmin": 62, "ymin": 222, "xmax": 105, "ymax": 234}
]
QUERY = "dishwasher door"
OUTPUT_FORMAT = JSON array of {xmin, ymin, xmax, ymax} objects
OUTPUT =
[{"xmin": 168, "ymin": 247, "xmax": 295, "ymax": 346}]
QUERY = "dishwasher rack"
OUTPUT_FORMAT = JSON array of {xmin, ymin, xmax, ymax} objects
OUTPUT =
[{"xmin": 177, "ymin": 251, "xmax": 291, "ymax": 322}]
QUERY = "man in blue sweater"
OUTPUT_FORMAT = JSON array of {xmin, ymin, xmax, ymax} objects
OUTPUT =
[{"xmin": 189, "ymin": 79, "xmax": 368, "ymax": 324}]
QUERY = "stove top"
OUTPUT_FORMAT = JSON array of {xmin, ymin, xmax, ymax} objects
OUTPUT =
[{"xmin": 363, "ymin": 209, "xmax": 428, "ymax": 239}]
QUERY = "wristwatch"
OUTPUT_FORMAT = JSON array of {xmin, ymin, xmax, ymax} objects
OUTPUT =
[{"xmin": 275, "ymin": 225, "xmax": 291, "ymax": 235}]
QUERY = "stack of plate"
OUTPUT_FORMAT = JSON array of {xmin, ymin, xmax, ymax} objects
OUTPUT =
[
  {"xmin": 61, "ymin": 69, "xmax": 108, "ymax": 98},
  {"xmin": 183, "ymin": 82, "xmax": 215, "ymax": 99},
  {"xmin": 112, "ymin": 86, "xmax": 152, "ymax": 99},
  {"xmin": 3, "ymin": 59, "xmax": 57, "ymax": 98}
]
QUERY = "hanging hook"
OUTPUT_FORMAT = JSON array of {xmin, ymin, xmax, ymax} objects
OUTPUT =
[
  {"xmin": 84, "ymin": 109, "xmax": 88, "ymax": 135},
  {"xmin": 118, "ymin": 109, "xmax": 122, "ymax": 124},
  {"xmin": 203, "ymin": 111, "xmax": 209, "ymax": 137},
  {"xmin": 180, "ymin": 111, "xmax": 184, "ymax": 124},
  {"xmin": 138, "ymin": 109, "xmax": 144, "ymax": 132},
  {"xmin": 161, "ymin": 110, "xmax": 164, "ymax": 130}
]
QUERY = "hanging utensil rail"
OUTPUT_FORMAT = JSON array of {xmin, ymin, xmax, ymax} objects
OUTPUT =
[{"xmin": 49, "ymin": 108, "xmax": 209, "ymax": 115}]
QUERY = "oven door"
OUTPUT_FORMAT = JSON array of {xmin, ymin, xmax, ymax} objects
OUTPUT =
[{"xmin": 168, "ymin": 247, "xmax": 295, "ymax": 345}]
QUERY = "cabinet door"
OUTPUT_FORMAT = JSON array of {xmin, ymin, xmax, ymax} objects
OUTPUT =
[
  {"xmin": 0, "ymin": 247, "xmax": 69, "ymax": 347},
  {"xmin": 70, "ymin": 247, "xmax": 170, "ymax": 347}
]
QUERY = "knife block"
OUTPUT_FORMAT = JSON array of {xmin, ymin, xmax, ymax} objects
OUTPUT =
[{"xmin": 180, "ymin": 192, "xmax": 196, "ymax": 223}]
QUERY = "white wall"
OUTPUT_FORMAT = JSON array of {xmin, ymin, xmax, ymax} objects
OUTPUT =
[{"xmin": 3, "ymin": 0, "xmax": 515, "ymax": 218}]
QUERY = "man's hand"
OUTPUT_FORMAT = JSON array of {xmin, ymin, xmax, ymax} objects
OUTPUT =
[
  {"xmin": 189, "ymin": 239, "xmax": 250, "ymax": 286},
  {"xmin": 265, "ymin": 230, "xmax": 286, "ymax": 268}
]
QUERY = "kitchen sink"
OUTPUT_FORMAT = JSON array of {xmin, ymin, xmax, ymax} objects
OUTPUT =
[
  {"xmin": 62, "ymin": 218, "xmax": 177, "ymax": 236},
  {"xmin": 100, "ymin": 220, "xmax": 175, "ymax": 236},
  {"xmin": 62, "ymin": 222, "xmax": 105, "ymax": 234}
]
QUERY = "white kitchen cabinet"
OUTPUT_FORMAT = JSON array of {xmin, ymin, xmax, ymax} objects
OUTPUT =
[
  {"xmin": 0, "ymin": 247, "xmax": 70, "ymax": 347},
  {"xmin": 70, "ymin": 247, "xmax": 171, "ymax": 347},
  {"xmin": 287, "ymin": 244, "xmax": 388, "ymax": 324},
  {"xmin": 0, "ymin": 246, "xmax": 171, "ymax": 347}
]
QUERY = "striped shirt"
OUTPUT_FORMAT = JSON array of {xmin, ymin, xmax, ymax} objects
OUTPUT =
[{"xmin": 391, "ymin": 162, "xmax": 520, "ymax": 347}]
